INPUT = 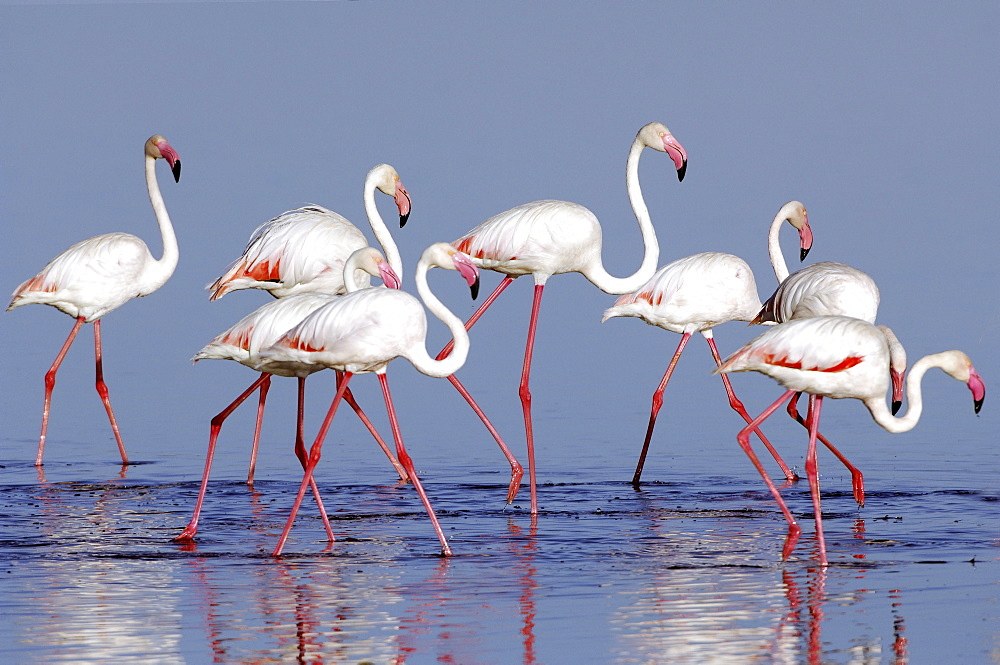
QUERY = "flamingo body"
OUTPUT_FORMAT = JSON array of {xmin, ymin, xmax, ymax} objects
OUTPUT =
[
  {"xmin": 209, "ymin": 164, "xmax": 410, "ymax": 300},
  {"xmin": 754, "ymin": 261, "xmax": 879, "ymax": 325}
]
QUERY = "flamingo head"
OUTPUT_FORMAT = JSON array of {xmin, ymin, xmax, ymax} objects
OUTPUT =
[
  {"xmin": 346, "ymin": 246, "xmax": 401, "ymax": 290},
  {"xmin": 785, "ymin": 201, "xmax": 813, "ymax": 262},
  {"xmin": 430, "ymin": 243, "xmax": 480, "ymax": 300},
  {"xmin": 146, "ymin": 134, "xmax": 181, "ymax": 183},
  {"xmin": 372, "ymin": 164, "xmax": 411, "ymax": 228},
  {"xmin": 968, "ymin": 365, "xmax": 986, "ymax": 414},
  {"xmin": 890, "ymin": 368, "xmax": 905, "ymax": 415},
  {"xmin": 638, "ymin": 122, "xmax": 688, "ymax": 182}
]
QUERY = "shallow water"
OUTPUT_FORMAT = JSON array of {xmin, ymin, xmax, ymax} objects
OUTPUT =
[{"xmin": 1, "ymin": 427, "xmax": 996, "ymax": 665}]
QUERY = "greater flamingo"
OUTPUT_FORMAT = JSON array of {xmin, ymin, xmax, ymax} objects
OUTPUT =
[
  {"xmin": 173, "ymin": 248, "xmax": 404, "ymax": 543},
  {"xmin": 443, "ymin": 121, "xmax": 687, "ymax": 514},
  {"xmin": 717, "ymin": 315, "xmax": 985, "ymax": 566},
  {"xmin": 208, "ymin": 163, "xmax": 411, "ymax": 299},
  {"xmin": 7, "ymin": 134, "xmax": 181, "ymax": 466},
  {"xmin": 260, "ymin": 242, "xmax": 481, "ymax": 556},
  {"xmin": 602, "ymin": 201, "xmax": 813, "ymax": 486},
  {"xmin": 754, "ymin": 217, "xmax": 908, "ymax": 505}
]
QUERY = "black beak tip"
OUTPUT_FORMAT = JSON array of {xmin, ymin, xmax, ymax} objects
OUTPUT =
[
  {"xmin": 470, "ymin": 277, "xmax": 480, "ymax": 301},
  {"xmin": 800, "ymin": 247, "xmax": 810, "ymax": 262},
  {"xmin": 172, "ymin": 161, "xmax": 182, "ymax": 183},
  {"xmin": 676, "ymin": 161, "xmax": 687, "ymax": 183},
  {"xmin": 891, "ymin": 400, "xmax": 902, "ymax": 416},
  {"xmin": 399, "ymin": 212, "xmax": 409, "ymax": 228},
  {"xmin": 974, "ymin": 397, "xmax": 984, "ymax": 414}
]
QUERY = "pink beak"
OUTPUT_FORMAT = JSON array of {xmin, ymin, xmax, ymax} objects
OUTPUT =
[
  {"xmin": 799, "ymin": 218, "xmax": 813, "ymax": 262},
  {"xmin": 379, "ymin": 262, "xmax": 401, "ymax": 290},
  {"xmin": 395, "ymin": 181, "xmax": 411, "ymax": 228},
  {"xmin": 968, "ymin": 366, "xmax": 986, "ymax": 414},
  {"xmin": 452, "ymin": 251, "xmax": 480, "ymax": 300},
  {"xmin": 155, "ymin": 139, "xmax": 182, "ymax": 183},
  {"xmin": 662, "ymin": 134, "xmax": 688, "ymax": 182}
]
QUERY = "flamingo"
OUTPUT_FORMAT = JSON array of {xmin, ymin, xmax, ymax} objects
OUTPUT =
[
  {"xmin": 208, "ymin": 163, "xmax": 411, "ymax": 299},
  {"xmin": 602, "ymin": 201, "xmax": 814, "ymax": 486},
  {"xmin": 7, "ymin": 134, "xmax": 181, "ymax": 466},
  {"xmin": 173, "ymin": 248, "xmax": 404, "ymax": 543},
  {"xmin": 753, "ymin": 219, "xmax": 908, "ymax": 505},
  {"xmin": 441, "ymin": 121, "xmax": 687, "ymax": 514},
  {"xmin": 717, "ymin": 315, "xmax": 985, "ymax": 566},
  {"xmin": 260, "ymin": 242, "xmax": 481, "ymax": 556}
]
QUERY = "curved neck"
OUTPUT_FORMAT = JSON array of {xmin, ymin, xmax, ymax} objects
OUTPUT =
[
  {"xmin": 584, "ymin": 136, "xmax": 660, "ymax": 294},
  {"xmin": 863, "ymin": 353, "xmax": 946, "ymax": 433},
  {"xmin": 407, "ymin": 260, "xmax": 470, "ymax": 378},
  {"xmin": 364, "ymin": 177, "xmax": 402, "ymax": 283},
  {"xmin": 144, "ymin": 153, "xmax": 178, "ymax": 287},
  {"xmin": 767, "ymin": 208, "xmax": 791, "ymax": 283}
]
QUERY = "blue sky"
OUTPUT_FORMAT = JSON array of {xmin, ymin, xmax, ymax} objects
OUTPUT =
[{"xmin": 1, "ymin": 2, "xmax": 996, "ymax": 480}]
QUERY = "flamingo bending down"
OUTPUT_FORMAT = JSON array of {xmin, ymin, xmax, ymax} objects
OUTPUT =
[
  {"xmin": 7, "ymin": 135, "xmax": 181, "ymax": 466},
  {"xmin": 174, "ymin": 248, "xmax": 404, "ymax": 543},
  {"xmin": 717, "ymin": 315, "xmax": 985, "ymax": 566},
  {"xmin": 442, "ymin": 122, "xmax": 687, "ymax": 514},
  {"xmin": 754, "ymin": 225, "xmax": 907, "ymax": 505},
  {"xmin": 260, "ymin": 242, "xmax": 481, "ymax": 556},
  {"xmin": 208, "ymin": 163, "xmax": 411, "ymax": 299},
  {"xmin": 602, "ymin": 201, "xmax": 813, "ymax": 485}
]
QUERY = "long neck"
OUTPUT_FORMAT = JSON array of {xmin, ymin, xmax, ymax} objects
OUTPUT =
[
  {"xmin": 584, "ymin": 137, "xmax": 660, "ymax": 294},
  {"xmin": 863, "ymin": 353, "xmax": 945, "ymax": 433},
  {"xmin": 364, "ymin": 177, "xmax": 402, "ymax": 283},
  {"xmin": 767, "ymin": 209, "xmax": 791, "ymax": 283},
  {"xmin": 143, "ymin": 154, "xmax": 179, "ymax": 288},
  {"xmin": 406, "ymin": 262, "xmax": 470, "ymax": 378}
]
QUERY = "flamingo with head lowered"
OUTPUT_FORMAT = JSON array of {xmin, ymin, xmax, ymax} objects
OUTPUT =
[
  {"xmin": 717, "ymin": 315, "xmax": 985, "ymax": 566},
  {"xmin": 7, "ymin": 134, "xmax": 181, "ymax": 466},
  {"xmin": 173, "ymin": 247, "xmax": 403, "ymax": 543},
  {"xmin": 261, "ymin": 242, "xmax": 481, "ymax": 556},
  {"xmin": 438, "ymin": 122, "xmax": 687, "ymax": 514}
]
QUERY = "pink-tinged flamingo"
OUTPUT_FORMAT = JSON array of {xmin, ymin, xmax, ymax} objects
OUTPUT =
[
  {"xmin": 7, "ymin": 134, "xmax": 181, "ymax": 466},
  {"xmin": 717, "ymin": 315, "xmax": 985, "ymax": 566},
  {"xmin": 261, "ymin": 242, "xmax": 481, "ymax": 556},
  {"xmin": 754, "ymin": 220, "xmax": 908, "ymax": 505},
  {"xmin": 443, "ymin": 122, "xmax": 687, "ymax": 514},
  {"xmin": 602, "ymin": 201, "xmax": 814, "ymax": 486},
  {"xmin": 174, "ymin": 248, "xmax": 404, "ymax": 543},
  {"xmin": 209, "ymin": 163, "xmax": 411, "ymax": 299}
]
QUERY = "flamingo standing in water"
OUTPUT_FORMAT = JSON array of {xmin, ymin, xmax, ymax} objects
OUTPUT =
[
  {"xmin": 7, "ymin": 135, "xmax": 181, "ymax": 466},
  {"xmin": 173, "ymin": 248, "xmax": 404, "ymax": 543},
  {"xmin": 717, "ymin": 315, "xmax": 985, "ymax": 566},
  {"xmin": 442, "ymin": 122, "xmax": 687, "ymax": 514},
  {"xmin": 209, "ymin": 163, "xmax": 411, "ymax": 298},
  {"xmin": 753, "ymin": 219, "xmax": 908, "ymax": 505},
  {"xmin": 602, "ymin": 201, "xmax": 814, "ymax": 486},
  {"xmin": 260, "ymin": 242, "xmax": 481, "ymax": 556},
  {"xmin": 207, "ymin": 164, "xmax": 412, "ymax": 481}
]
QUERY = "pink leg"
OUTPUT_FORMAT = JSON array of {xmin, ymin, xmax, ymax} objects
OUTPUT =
[
  {"xmin": 175, "ymin": 374, "xmax": 271, "ymax": 542},
  {"xmin": 376, "ymin": 373, "xmax": 452, "ymax": 556},
  {"xmin": 274, "ymin": 373, "xmax": 353, "ymax": 556},
  {"xmin": 737, "ymin": 389, "xmax": 802, "ymax": 561},
  {"xmin": 632, "ymin": 333, "xmax": 692, "ymax": 485},
  {"xmin": 706, "ymin": 337, "xmax": 798, "ymax": 481},
  {"xmin": 92, "ymin": 320, "xmax": 129, "ymax": 465},
  {"xmin": 448, "ymin": 374, "xmax": 524, "ymax": 504},
  {"xmin": 436, "ymin": 276, "xmax": 523, "ymax": 504},
  {"xmin": 787, "ymin": 393, "xmax": 865, "ymax": 506},
  {"xmin": 294, "ymin": 377, "xmax": 335, "ymax": 542},
  {"xmin": 36, "ymin": 316, "xmax": 86, "ymax": 466},
  {"xmin": 519, "ymin": 284, "xmax": 545, "ymax": 515},
  {"xmin": 337, "ymin": 370, "xmax": 409, "ymax": 482},
  {"xmin": 804, "ymin": 395, "xmax": 828, "ymax": 567},
  {"xmin": 246, "ymin": 373, "xmax": 270, "ymax": 484},
  {"xmin": 175, "ymin": 374, "xmax": 332, "ymax": 543}
]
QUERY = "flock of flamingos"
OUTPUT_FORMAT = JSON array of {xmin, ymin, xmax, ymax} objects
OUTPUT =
[{"xmin": 7, "ymin": 125, "xmax": 985, "ymax": 567}]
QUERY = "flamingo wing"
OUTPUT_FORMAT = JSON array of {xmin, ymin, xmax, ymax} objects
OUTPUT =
[{"xmin": 755, "ymin": 261, "xmax": 880, "ymax": 324}]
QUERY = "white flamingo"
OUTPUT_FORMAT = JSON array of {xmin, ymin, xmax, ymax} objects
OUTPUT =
[
  {"xmin": 7, "ymin": 134, "xmax": 181, "ymax": 466},
  {"xmin": 174, "ymin": 248, "xmax": 405, "ymax": 543},
  {"xmin": 754, "ymin": 213, "xmax": 908, "ymax": 505},
  {"xmin": 717, "ymin": 315, "xmax": 985, "ymax": 566},
  {"xmin": 439, "ymin": 121, "xmax": 687, "ymax": 514},
  {"xmin": 208, "ymin": 163, "xmax": 411, "ymax": 299},
  {"xmin": 260, "ymin": 242, "xmax": 481, "ymax": 556},
  {"xmin": 602, "ymin": 201, "xmax": 813, "ymax": 485}
]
